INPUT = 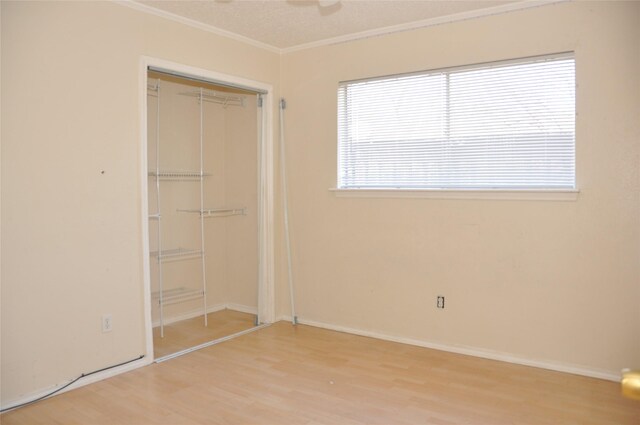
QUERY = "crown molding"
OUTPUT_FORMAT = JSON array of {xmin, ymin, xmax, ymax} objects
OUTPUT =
[
  {"xmin": 115, "ymin": 0, "xmax": 281, "ymax": 54},
  {"xmin": 281, "ymin": 0, "xmax": 567, "ymax": 53},
  {"xmin": 117, "ymin": 0, "xmax": 566, "ymax": 56}
]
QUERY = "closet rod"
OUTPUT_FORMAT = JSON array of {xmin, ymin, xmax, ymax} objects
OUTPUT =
[
  {"xmin": 148, "ymin": 66, "xmax": 267, "ymax": 95},
  {"xmin": 180, "ymin": 91, "xmax": 245, "ymax": 107},
  {"xmin": 177, "ymin": 208, "xmax": 247, "ymax": 216}
]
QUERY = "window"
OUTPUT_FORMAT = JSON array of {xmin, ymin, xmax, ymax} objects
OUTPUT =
[{"xmin": 337, "ymin": 53, "xmax": 575, "ymax": 191}]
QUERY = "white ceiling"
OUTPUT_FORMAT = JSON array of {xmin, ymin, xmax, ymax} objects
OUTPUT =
[{"xmin": 132, "ymin": 0, "xmax": 548, "ymax": 51}]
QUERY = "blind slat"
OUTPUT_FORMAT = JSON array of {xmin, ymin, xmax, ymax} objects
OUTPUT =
[{"xmin": 338, "ymin": 54, "xmax": 576, "ymax": 190}]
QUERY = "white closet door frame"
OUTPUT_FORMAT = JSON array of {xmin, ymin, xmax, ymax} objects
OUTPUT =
[{"xmin": 139, "ymin": 56, "xmax": 275, "ymax": 361}]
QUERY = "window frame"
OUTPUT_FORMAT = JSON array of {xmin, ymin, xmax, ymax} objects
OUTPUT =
[{"xmin": 334, "ymin": 52, "xmax": 578, "ymax": 200}]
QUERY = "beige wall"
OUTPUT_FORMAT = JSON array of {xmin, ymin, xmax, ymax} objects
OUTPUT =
[
  {"xmin": 2, "ymin": 0, "xmax": 639, "ymax": 407},
  {"xmin": 280, "ymin": 1, "xmax": 640, "ymax": 376},
  {"xmin": 224, "ymin": 96, "xmax": 259, "ymax": 309},
  {"xmin": 1, "ymin": 1, "xmax": 279, "ymax": 404}
]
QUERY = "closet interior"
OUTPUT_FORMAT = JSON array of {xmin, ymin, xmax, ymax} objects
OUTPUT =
[{"xmin": 147, "ymin": 71, "xmax": 261, "ymax": 359}]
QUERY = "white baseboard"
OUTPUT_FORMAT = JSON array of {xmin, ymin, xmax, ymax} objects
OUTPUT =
[
  {"xmin": 4, "ymin": 304, "xmax": 260, "ymax": 412},
  {"xmin": 153, "ymin": 303, "xmax": 257, "ymax": 327},
  {"xmin": 225, "ymin": 303, "xmax": 258, "ymax": 315},
  {"xmin": 0, "ymin": 355, "xmax": 151, "ymax": 413},
  {"xmin": 276, "ymin": 315, "xmax": 620, "ymax": 383},
  {"xmin": 5, "ymin": 313, "xmax": 616, "ymax": 412}
]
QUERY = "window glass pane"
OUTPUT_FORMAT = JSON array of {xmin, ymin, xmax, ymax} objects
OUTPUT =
[{"xmin": 337, "ymin": 54, "xmax": 575, "ymax": 190}]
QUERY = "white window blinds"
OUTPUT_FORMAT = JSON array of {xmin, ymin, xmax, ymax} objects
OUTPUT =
[{"xmin": 337, "ymin": 53, "xmax": 575, "ymax": 190}]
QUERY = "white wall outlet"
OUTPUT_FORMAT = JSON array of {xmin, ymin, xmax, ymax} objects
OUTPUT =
[
  {"xmin": 436, "ymin": 296, "xmax": 445, "ymax": 309},
  {"xmin": 102, "ymin": 314, "xmax": 113, "ymax": 333}
]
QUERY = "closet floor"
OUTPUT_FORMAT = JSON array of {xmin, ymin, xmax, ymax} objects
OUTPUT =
[{"xmin": 153, "ymin": 309, "xmax": 256, "ymax": 359}]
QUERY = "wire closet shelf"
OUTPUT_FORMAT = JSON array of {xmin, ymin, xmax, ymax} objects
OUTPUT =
[{"xmin": 147, "ymin": 79, "xmax": 251, "ymax": 338}]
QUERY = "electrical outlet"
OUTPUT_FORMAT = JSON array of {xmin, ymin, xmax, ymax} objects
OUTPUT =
[
  {"xmin": 436, "ymin": 296, "xmax": 445, "ymax": 309},
  {"xmin": 102, "ymin": 314, "xmax": 113, "ymax": 333}
]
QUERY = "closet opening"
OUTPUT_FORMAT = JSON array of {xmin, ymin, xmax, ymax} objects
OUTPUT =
[{"xmin": 141, "ymin": 59, "xmax": 274, "ymax": 361}]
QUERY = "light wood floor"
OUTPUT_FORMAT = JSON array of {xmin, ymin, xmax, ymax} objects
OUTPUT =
[
  {"xmin": 2, "ymin": 322, "xmax": 638, "ymax": 424},
  {"xmin": 153, "ymin": 309, "xmax": 257, "ymax": 358}
]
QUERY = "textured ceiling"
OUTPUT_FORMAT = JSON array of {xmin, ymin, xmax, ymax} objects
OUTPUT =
[{"xmin": 136, "ymin": 0, "xmax": 521, "ymax": 50}]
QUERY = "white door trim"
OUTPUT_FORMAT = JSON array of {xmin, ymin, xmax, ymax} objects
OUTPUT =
[{"xmin": 139, "ymin": 56, "xmax": 275, "ymax": 362}]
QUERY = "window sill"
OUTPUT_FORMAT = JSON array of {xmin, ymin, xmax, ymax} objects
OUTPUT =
[{"xmin": 329, "ymin": 188, "xmax": 580, "ymax": 201}]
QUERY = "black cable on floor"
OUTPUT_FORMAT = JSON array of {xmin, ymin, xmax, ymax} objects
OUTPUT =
[{"xmin": 0, "ymin": 354, "xmax": 145, "ymax": 413}]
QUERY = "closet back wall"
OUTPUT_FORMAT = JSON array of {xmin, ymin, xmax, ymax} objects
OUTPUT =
[
  {"xmin": 1, "ymin": 1, "xmax": 279, "ymax": 405},
  {"xmin": 223, "ymin": 95, "xmax": 259, "ymax": 311},
  {"xmin": 148, "ymin": 78, "xmax": 259, "ymax": 325}
]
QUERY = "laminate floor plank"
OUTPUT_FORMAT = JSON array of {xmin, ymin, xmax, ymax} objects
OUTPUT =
[
  {"xmin": 153, "ymin": 309, "xmax": 257, "ymax": 359},
  {"xmin": 2, "ymin": 322, "xmax": 638, "ymax": 424}
]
